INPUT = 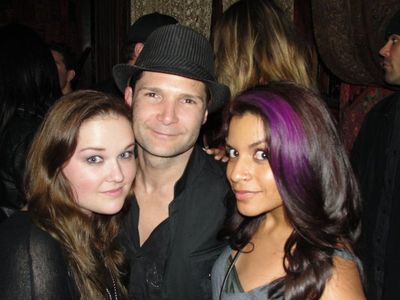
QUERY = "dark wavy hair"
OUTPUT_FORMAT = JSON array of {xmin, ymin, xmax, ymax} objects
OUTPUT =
[
  {"xmin": 221, "ymin": 82, "xmax": 361, "ymax": 299},
  {"xmin": 0, "ymin": 23, "xmax": 61, "ymax": 131},
  {"xmin": 25, "ymin": 90, "xmax": 133, "ymax": 299}
]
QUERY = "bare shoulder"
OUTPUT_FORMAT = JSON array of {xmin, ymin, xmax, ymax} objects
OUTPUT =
[{"xmin": 321, "ymin": 255, "xmax": 365, "ymax": 300}]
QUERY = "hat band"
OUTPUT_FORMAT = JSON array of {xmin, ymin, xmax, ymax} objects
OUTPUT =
[{"xmin": 135, "ymin": 54, "xmax": 216, "ymax": 83}]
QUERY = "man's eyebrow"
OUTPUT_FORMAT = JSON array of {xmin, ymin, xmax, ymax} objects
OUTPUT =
[
  {"xmin": 136, "ymin": 86, "xmax": 162, "ymax": 93},
  {"xmin": 180, "ymin": 92, "xmax": 206, "ymax": 102},
  {"xmin": 136, "ymin": 86, "xmax": 206, "ymax": 102}
]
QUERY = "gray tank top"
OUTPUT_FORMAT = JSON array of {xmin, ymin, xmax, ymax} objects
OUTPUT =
[{"xmin": 211, "ymin": 246, "xmax": 363, "ymax": 300}]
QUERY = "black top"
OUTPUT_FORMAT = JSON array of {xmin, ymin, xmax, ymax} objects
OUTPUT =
[
  {"xmin": 0, "ymin": 109, "xmax": 43, "ymax": 222},
  {"xmin": 0, "ymin": 211, "xmax": 78, "ymax": 299},
  {"xmin": 125, "ymin": 198, "xmax": 170, "ymax": 299},
  {"xmin": 351, "ymin": 92, "xmax": 400, "ymax": 300},
  {"xmin": 0, "ymin": 211, "xmax": 120, "ymax": 300},
  {"xmin": 120, "ymin": 145, "xmax": 231, "ymax": 300}
]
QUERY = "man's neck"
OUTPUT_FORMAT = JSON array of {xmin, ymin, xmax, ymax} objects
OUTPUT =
[{"xmin": 134, "ymin": 146, "xmax": 195, "ymax": 194}]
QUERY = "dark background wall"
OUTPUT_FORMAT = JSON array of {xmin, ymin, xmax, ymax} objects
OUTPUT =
[
  {"xmin": 1, "ymin": 0, "xmax": 400, "ymax": 151},
  {"xmin": 0, "ymin": 0, "xmax": 129, "ymax": 88}
]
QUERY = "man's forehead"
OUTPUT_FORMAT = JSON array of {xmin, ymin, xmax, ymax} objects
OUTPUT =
[{"xmin": 135, "ymin": 71, "xmax": 207, "ymax": 92}]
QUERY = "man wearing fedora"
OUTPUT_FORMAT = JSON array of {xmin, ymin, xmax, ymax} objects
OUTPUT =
[{"xmin": 113, "ymin": 24, "xmax": 231, "ymax": 300}]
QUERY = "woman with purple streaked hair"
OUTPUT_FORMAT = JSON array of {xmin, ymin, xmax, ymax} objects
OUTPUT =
[{"xmin": 211, "ymin": 82, "xmax": 365, "ymax": 300}]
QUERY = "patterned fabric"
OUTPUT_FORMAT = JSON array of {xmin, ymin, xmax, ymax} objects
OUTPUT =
[
  {"xmin": 312, "ymin": 0, "xmax": 400, "ymax": 85},
  {"xmin": 131, "ymin": 0, "xmax": 294, "ymax": 37},
  {"xmin": 131, "ymin": 0, "xmax": 213, "ymax": 37},
  {"xmin": 339, "ymin": 83, "xmax": 393, "ymax": 152}
]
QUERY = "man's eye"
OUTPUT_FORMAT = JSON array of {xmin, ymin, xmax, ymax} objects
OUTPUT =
[
  {"xmin": 145, "ymin": 92, "xmax": 156, "ymax": 97},
  {"xmin": 225, "ymin": 147, "xmax": 238, "ymax": 158},
  {"xmin": 87, "ymin": 156, "xmax": 103, "ymax": 164},
  {"xmin": 182, "ymin": 98, "xmax": 196, "ymax": 104},
  {"xmin": 390, "ymin": 35, "xmax": 399, "ymax": 43},
  {"xmin": 254, "ymin": 150, "xmax": 269, "ymax": 161}
]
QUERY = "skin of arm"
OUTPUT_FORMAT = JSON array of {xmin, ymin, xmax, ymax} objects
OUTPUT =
[{"xmin": 321, "ymin": 255, "xmax": 366, "ymax": 300}]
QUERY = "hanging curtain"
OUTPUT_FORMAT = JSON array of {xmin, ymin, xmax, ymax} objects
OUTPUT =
[{"xmin": 312, "ymin": 0, "xmax": 400, "ymax": 86}]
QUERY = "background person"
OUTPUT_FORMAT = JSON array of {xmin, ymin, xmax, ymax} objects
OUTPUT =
[
  {"xmin": 212, "ymin": 82, "xmax": 364, "ymax": 300},
  {"xmin": 205, "ymin": 0, "xmax": 314, "ymax": 153},
  {"xmin": 49, "ymin": 42, "xmax": 77, "ymax": 95},
  {"xmin": 351, "ymin": 9, "xmax": 400, "ymax": 300},
  {"xmin": 0, "ymin": 23, "xmax": 61, "ymax": 222},
  {"xmin": 94, "ymin": 12, "xmax": 178, "ymax": 97},
  {"xmin": 213, "ymin": 0, "xmax": 314, "ymax": 98},
  {"xmin": 0, "ymin": 90, "xmax": 136, "ymax": 300}
]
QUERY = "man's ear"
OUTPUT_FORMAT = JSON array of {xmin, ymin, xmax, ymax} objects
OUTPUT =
[
  {"xmin": 124, "ymin": 86, "xmax": 133, "ymax": 107},
  {"xmin": 66, "ymin": 70, "xmax": 76, "ymax": 83},
  {"xmin": 202, "ymin": 109, "xmax": 208, "ymax": 125},
  {"xmin": 134, "ymin": 42, "xmax": 144, "ymax": 59}
]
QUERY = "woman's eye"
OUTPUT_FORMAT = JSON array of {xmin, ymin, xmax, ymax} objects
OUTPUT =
[
  {"xmin": 87, "ymin": 156, "xmax": 103, "ymax": 164},
  {"xmin": 120, "ymin": 150, "xmax": 134, "ymax": 160},
  {"xmin": 254, "ymin": 150, "xmax": 269, "ymax": 161},
  {"xmin": 226, "ymin": 147, "xmax": 238, "ymax": 158}
]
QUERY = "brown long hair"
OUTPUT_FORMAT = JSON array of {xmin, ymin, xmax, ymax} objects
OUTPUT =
[
  {"xmin": 213, "ymin": 0, "xmax": 314, "ymax": 98},
  {"xmin": 25, "ymin": 90, "xmax": 132, "ymax": 299}
]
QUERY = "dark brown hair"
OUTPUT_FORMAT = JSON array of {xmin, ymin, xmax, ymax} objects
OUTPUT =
[{"xmin": 221, "ymin": 82, "xmax": 361, "ymax": 299}]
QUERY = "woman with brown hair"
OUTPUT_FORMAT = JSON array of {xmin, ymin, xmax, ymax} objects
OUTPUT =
[{"xmin": 0, "ymin": 90, "xmax": 137, "ymax": 299}]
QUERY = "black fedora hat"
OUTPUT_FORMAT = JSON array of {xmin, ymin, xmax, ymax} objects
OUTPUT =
[{"xmin": 113, "ymin": 24, "xmax": 230, "ymax": 113}]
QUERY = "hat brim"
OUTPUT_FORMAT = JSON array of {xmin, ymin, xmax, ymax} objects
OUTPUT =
[{"xmin": 113, "ymin": 63, "xmax": 230, "ymax": 113}]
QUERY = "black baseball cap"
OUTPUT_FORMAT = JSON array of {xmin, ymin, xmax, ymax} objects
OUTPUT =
[
  {"xmin": 126, "ymin": 12, "xmax": 178, "ymax": 44},
  {"xmin": 385, "ymin": 9, "xmax": 400, "ymax": 38}
]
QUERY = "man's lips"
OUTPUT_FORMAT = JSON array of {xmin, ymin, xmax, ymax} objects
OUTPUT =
[
  {"xmin": 382, "ymin": 61, "xmax": 391, "ymax": 69},
  {"xmin": 151, "ymin": 128, "xmax": 180, "ymax": 137}
]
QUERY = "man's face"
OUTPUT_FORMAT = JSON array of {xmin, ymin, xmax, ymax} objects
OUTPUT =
[
  {"xmin": 127, "ymin": 71, "xmax": 208, "ymax": 158},
  {"xmin": 379, "ymin": 34, "xmax": 400, "ymax": 85},
  {"xmin": 51, "ymin": 50, "xmax": 68, "ymax": 90}
]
